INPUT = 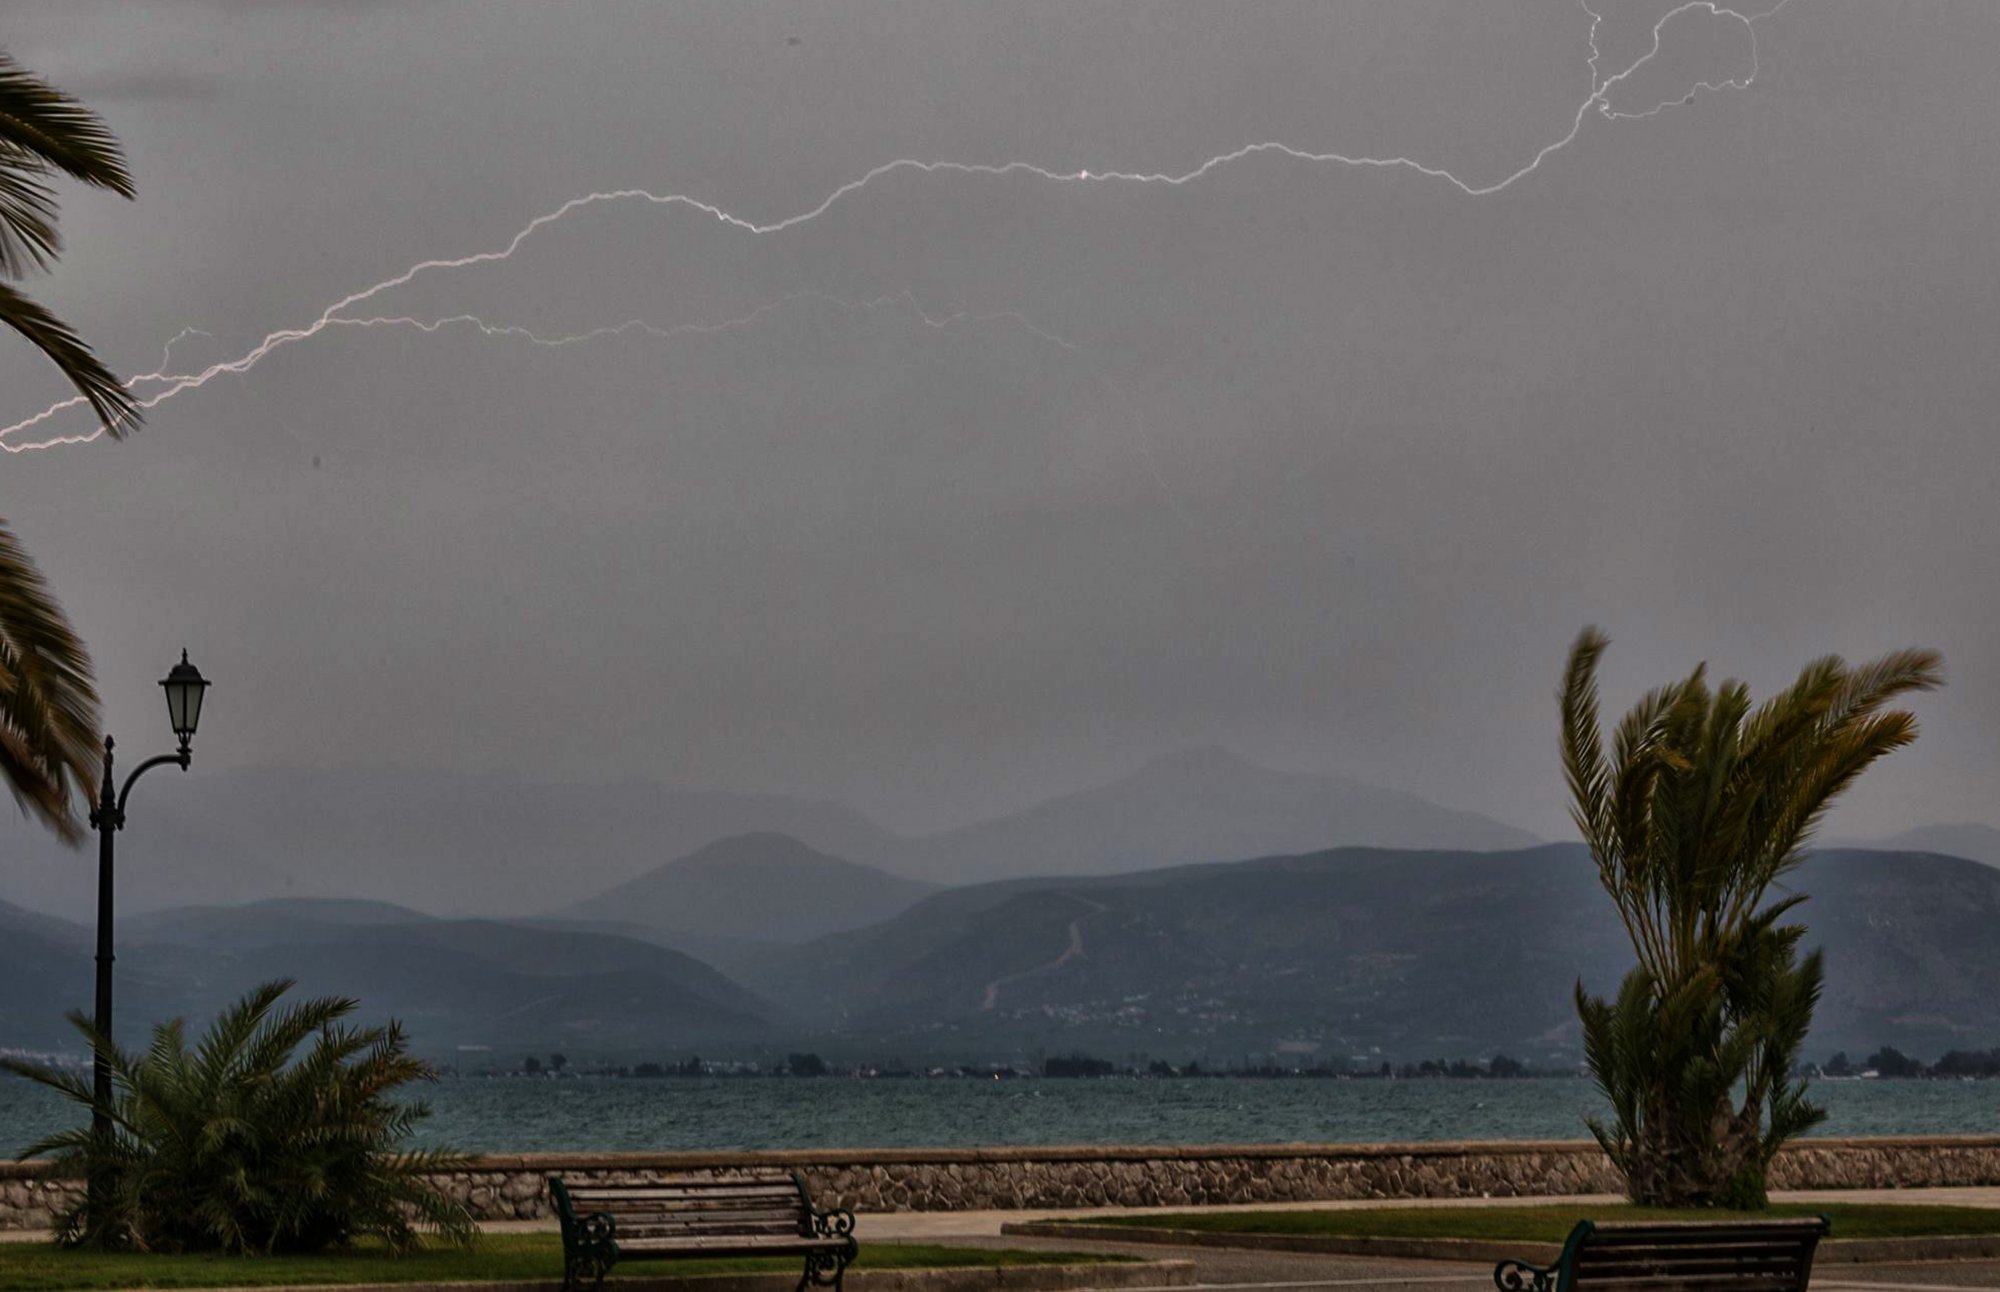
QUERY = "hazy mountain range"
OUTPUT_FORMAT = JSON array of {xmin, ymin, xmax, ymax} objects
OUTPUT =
[
  {"xmin": 1860, "ymin": 824, "xmax": 2000, "ymax": 871},
  {"xmin": 3, "ymin": 744, "xmax": 1992, "ymax": 1067},
  {"xmin": 562, "ymin": 833, "xmax": 936, "ymax": 945},
  {"xmin": 885, "ymin": 746, "xmax": 1538, "ymax": 882},
  {"xmin": 8, "ymin": 838, "xmax": 2000, "ymax": 1067},
  {"xmin": 1, "ymin": 897, "xmax": 777, "ymax": 1054},
  {"xmin": 0, "ymin": 748, "xmax": 1533, "ymax": 919},
  {"xmin": 728, "ymin": 845, "xmax": 2000, "ymax": 1063}
]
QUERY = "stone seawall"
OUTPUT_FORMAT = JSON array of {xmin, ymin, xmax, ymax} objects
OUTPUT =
[{"xmin": 6, "ymin": 1136, "xmax": 2000, "ymax": 1231}]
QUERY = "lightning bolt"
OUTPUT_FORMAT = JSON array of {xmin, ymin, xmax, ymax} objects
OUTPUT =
[
  {"xmin": 1, "ymin": 0, "xmax": 1789, "ymax": 455},
  {"xmin": 319, "ymin": 290, "xmax": 1082, "ymax": 356}
]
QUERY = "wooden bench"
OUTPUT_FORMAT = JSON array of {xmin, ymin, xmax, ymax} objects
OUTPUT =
[
  {"xmin": 1494, "ymin": 1217, "xmax": 1830, "ymax": 1292},
  {"xmin": 548, "ymin": 1171, "xmax": 858, "ymax": 1292}
]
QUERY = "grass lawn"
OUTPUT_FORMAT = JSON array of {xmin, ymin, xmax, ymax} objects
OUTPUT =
[
  {"xmin": 1082, "ymin": 1202, "xmax": 2000, "ymax": 1243},
  {"xmin": 0, "ymin": 1233, "xmax": 1126, "ymax": 1291}
]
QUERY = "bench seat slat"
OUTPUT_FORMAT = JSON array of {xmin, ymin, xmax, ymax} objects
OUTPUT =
[
  {"xmin": 576, "ymin": 1200, "xmax": 800, "ymax": 1208},
  {"xmin": 609, "ymin": 1213, "xmax": 804, "ymax": 1227},
  {"xmin": 617, "ymin": 1234, "xmax": 851, "ymax": 1253},
  {"xmin": 1576, "ymin": 1258, "xmax": 1806, "ymax": 1280},
  {"xmin": 1494, "ymin": 1216, "xmax": 1825, "ymax": 1292},
  {"xmin": 584, "ymin": 1208, "xmax": 800, "ymax": 1224},
  {"xmin": 1576, "ymin": 1232, "xmax": 1832, "ymax": 1248},
  {"xmin": 619, "ymin": 1222, "xmax": 809, "ymax": 1237},
  {"xmin": 569, "ymin": 1176, "xmax": 798, "ymax": 1187},
  {"xmin": 568, "ymin": 1192, "xmax": 800, "ymax": 1208},
  {"xmin": 569, "ymin": 1180, "xmax": 799, "ymax": 1193},
  {"xmin": 1575, "ymin": 1246, "xmax": 1817, "ymax": 1271},
  {"xmin": 616, "ymin": 1224, "xmax": 804, "ymax": 1232},
  {"xmin": 1577, "ymin": 1246, "xmax": 1813, "ymax": 1263}
]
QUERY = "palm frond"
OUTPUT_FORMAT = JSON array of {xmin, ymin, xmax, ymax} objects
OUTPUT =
[
  {"xmin": 0, "ymin": 516, "xmax": 100, "ymax": 841},
  {"xmin": 0, "ymin": 280, "xmax": 140, "ymax": 436},
  {"xmin": 0, "ymin": 54, "xmax": 133, "ymax": 274}
]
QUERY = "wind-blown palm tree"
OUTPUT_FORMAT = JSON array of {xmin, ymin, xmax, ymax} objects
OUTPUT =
[
  {"xmin": 0, "ymin": 52, "xmax": 142, "ymax": 841},
  {"xmin": 1560, "ymin": 627, "xmax": 1941, "ymax": 1207}
]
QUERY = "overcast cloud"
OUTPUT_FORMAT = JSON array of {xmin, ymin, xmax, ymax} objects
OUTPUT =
[{"xmin": 0, "ymin": 1, "xmax": 1990, "ymax": 854}]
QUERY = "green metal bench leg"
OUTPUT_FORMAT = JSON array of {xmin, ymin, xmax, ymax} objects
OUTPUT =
[
  {"xmin": 797, "ymin": 1247, "xmax": 849, "ymax": 1292},
  {"xmin": 564, "ymin": 1252, "xmax": 610, "ymax": 1292}
]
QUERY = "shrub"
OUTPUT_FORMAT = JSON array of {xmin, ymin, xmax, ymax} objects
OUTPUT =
[{"xmin": 3, "ymin": 979, "xmax": 474, "ymax": 1253}]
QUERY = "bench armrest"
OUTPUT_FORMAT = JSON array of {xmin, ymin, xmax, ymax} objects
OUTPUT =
[
  {"xmin": 1493, "ymin": 1257, "xmax": 1559, "ymax": 1292},
  {"xmin": 548, "ymin": 1176, "xmax": 618, "ymax": 1255},
  {"xmin": 810, "ymin": 1204, "xmax": 857, "ymax": 1242},
  {"xmin": 578, "ymin": 1210, "xmax": 617, "ymax": 1248}
]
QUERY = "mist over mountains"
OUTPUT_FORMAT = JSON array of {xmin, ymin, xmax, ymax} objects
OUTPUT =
[
  {"xmin": 0, "ymin": 897, "xmax": 777, "ymax": 1054},
  {"xmin": 0, "ymin": 748, "xmax": 1532, "ymax": 919},
  {"xmin": 8, "ymin": 837, "xmax": 2000, "ymax": 1069},
  {"xmin": 3, "ymin": 743, "xmax": 1995, "ymax": 1069},
  {"xmin": 561, "ymin": 833, "xmax": 936, "ymax": 946},
  {"xmin": 1861, "ymin": 824, "xmax": 2000, "ymax": 871},
  {"xmin": 886, "ymin": 746, "xmax": 1537, "ymax": 883}
]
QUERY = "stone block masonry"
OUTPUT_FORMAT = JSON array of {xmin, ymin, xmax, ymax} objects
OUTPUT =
[{"xmin": 5, "ymin": 1136, "xmax": 2000, "ymax": 1230}]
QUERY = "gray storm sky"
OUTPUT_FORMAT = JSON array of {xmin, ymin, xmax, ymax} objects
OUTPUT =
[{"xmin": 0, "ymin": 0, "xmax": 1991, "ymax": 841}]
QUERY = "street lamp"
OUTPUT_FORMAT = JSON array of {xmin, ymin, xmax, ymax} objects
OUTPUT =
[{"xmin": 85, "ymin": 650, "xmax": 210, "ymax": 1219}]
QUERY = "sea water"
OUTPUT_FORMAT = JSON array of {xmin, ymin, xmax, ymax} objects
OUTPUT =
[{"xmin": 3, "ymin": 1075, "xmax": 1996, "ymax": 1156}]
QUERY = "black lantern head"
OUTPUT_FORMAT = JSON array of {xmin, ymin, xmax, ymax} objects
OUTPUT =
[{"xmin": 160, "ymin": 649, "xmax": 209, "ymax": 750}]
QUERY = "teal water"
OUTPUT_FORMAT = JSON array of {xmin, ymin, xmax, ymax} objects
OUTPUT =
[{"xmin": 4, "ymin": 1076, "xmax": 1997, "ymax": 1155}]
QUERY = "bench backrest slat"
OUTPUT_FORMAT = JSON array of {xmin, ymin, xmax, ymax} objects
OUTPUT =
[
  {"xmin": 1552, "ymin": 1217, "xmax": 1826, "ymax": 1292},
  {"xmin": 568, "ymin": 1192, "xmax": 800, "ymax": 1200},
  {"xmin": 553, "ymin": 1172, "xmax": 816, "ymax": 1243},
  {"xmin": 569, "ymin": 1193, "xmax": 802, "ymax": 1209}
]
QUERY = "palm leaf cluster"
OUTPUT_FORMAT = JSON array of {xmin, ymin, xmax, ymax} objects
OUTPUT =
[
  {"xmin": 0, "ymin": 518, "xmax": 99, "ymax": 840},
  {"xmin": 2, "ymin": 980, "xmax": 475, "ymax": 1253},
  {"xmin": 0, "ymin": 50, "xmax": 145, "ymax": 841},
  {"xmin": 0, "ymin": 50, "xmax": 140, "ymax": 434},
  {"xmin": 1559, "ymin": 627, "xmax": 1940, "ymax": 1207}
]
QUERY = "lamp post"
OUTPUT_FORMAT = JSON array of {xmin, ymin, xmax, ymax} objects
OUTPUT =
[{"xmin": 85, "ymin": 650, "xmax": 209, "ymax": 1215}]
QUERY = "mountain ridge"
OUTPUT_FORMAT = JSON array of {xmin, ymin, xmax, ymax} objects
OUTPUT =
[
  {"xmin": 737, "ymin": 843, "xmax": 2000, "ymax": 1063},
  {"xmin": 562, "ymin": 832, "xmax": 937, "ymax": 944},
  {"xmin": 880, "ymin": 746, "xmax": 1539, "ymax": 884},
  {"xmin": 0, "ymin": 749, "xmax": 1541, "ymax": 915}
]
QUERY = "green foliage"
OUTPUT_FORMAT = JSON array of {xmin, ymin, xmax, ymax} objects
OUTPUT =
[
  {"xmin": 1559, "ymin": 628, "xmax": 1939, "ymax": 1207},
  {"xmin": 0, "ymin": 518, "xmax": 100, "ymax": 843},
  {"xmin": 0, "ymin": 50, "xmax": 141, "ymax": 433},
  {"xmin": 1, "ymin": 980, "xmax": 474, "ymax": 1254},
  {"xmin": 0, "ymin": 50, "xmax": 143, "ymax": 843}
]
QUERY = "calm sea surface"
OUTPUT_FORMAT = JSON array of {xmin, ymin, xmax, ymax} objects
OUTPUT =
[{"xmin": 4, "ymin": 1076, "xmax": 1998, "ymax": 1156}]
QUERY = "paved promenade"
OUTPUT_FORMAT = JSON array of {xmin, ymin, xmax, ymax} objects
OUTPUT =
[
  {"xmin": 490, "ymin": 1189, "xmax": 2000, "ymax": 1291},
  {"xmin": 17, "ymin": 1189, "xmax": 2000, "ymax": 1288},
  {"xmin": 847, "ymin": 1189, "xmax": 2000, "ymax": 1291}
]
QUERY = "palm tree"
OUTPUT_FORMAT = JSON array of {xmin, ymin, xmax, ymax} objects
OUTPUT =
[
  {"xmin": 3, "ymin": 980, "xmax": 475, "ymax": 1252},
  {"xmin": 1560, "ymin": 627, "xmax": 1941, "ymax": 1207},
  {"xmin": 0, "ymin": 52, "xmax": 142, "ymax": 841}
]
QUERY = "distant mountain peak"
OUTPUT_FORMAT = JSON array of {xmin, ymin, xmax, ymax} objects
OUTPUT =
[
  {"xmin": 675, "ymin": 832, "xmax": 839, "ymax": 866},
  {"xmin": 564, "ymin": 832, "xmax": 937, "ymax": 943},
  {"xmin": 1866, "ymin": 822, "xmax": 2000, "ymax": 870},
  {"xmin": 1132, "ymin": 745, "xmax": 1290, "ymax": 785},
  {"xmin": 898, "ymin": 746, "xmax": 1540, "ymax": 884},
  {"xmin": 1140, "ymin": 744, "xmax": 1247, "ymax": 772}
]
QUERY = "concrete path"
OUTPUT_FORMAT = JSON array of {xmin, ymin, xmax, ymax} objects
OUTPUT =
[
  {"xmin": 20, "ymin": 1189, "xmax": 2000, "ymax": 1290},
  {"xmin": 847, "ymin": 1189, "xmax": 2000, "ymax": 1291},
  {"xmin": 823, "ymin": 1186, "xmax": 2000, "ymax": 1240},
  {"xmin": 460, "ymin": 1186, "xmax": 2000, "ymax": 1240}
]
